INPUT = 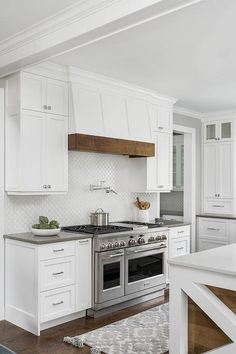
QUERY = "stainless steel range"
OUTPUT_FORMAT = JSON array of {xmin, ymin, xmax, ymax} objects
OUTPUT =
[{"xmin": 63, "ymin": 221, "xmax": 168, "ymax": 316}]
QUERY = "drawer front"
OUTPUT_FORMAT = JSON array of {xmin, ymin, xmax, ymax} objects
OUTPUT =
[
  {"xmin": 40, "ymin": 285, "xmax": 75, "ymax": 323},
  {"xmin": 198, "ymin": 238, "xmax": 227, "ymax": 252},
  {"xmin": 170, "ymin": 237, "xmax": 190, "ymax": 258},
  {"xmin": 204, "ymin": 199, "xmax": 233, "ymax": 215},
  {"xmin": 39, "ymin": 241, "xmax": 75, "ymax": 261},
  {"xmin": 39, "ymin": 256, "xmax": 75, "ymax": 292},
  {"xmin": 169, "ymin": 225, "xmax": 190, "ymax": 239},
  {"xmin": 198, "ymin": 218, "xmax": 228, "ymax": 241}
]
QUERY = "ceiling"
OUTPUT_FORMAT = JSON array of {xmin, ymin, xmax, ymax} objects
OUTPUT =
[
  {"xmin": 53, "ymin": 0, "xmax": 236, "ymax": 113},
  {"xmin": 0, "ymin": 0, "xmax": 80, "ymax": 42}
]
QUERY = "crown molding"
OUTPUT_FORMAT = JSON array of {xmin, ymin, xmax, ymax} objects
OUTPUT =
[
  {"xmin": 68, "ymin": 65, "xmax": 177, "ymax": 105},
  {"xmin": 0, "ymin": 0, "xmax": 205, "ymax": 77},
  {"xmin": 201, "ymin": 109, "xmax": 236, "ymax": 121},
  {"xmin": 174, "ymin": 105, "xmax": 203, "ymax": 119}
]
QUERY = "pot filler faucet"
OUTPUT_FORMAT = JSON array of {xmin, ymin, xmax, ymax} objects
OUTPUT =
[{"xmin": 89, "ymin": 180, "xmax": 118, "ymax": 195}]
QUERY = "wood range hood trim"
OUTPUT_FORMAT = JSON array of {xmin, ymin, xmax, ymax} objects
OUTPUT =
[{"xmin": 68, "ymin": 134, "xmax": 155, "ymax": 157}]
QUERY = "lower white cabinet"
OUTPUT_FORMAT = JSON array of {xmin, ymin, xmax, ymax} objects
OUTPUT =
[
  {"xmin": 167, "ymin": 225, "xmax": 191, "ymax": 281},
  {"xmin": 5, "ymin": 238, "xmax": 92, "ymax": 335},
  {"xmin": 197, "ymin": 217, "xmax": 231, "ymax": 251}
]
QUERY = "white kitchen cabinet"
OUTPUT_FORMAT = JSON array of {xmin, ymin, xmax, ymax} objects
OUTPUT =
[
  {"xmin": 173, "ymin": 135, "xmax": 184, "ymax": 191},
  {"xmin": 21, "ymin": 72, "xmax": 68, "ymax": 116},
  {"xmin": 229, "ymin": 220, "xmax": 236, "ymax": 244},
  {"xmin": 149, "ymin": 104, "xmax": 173, "ymax": 133},
  {"xmin": 204, "ymin": 120, "xmax": 233, "ymax": 143},
  {"xmin": 5, "ymin": 238, "xmax": 92, "ymax": 336},
  {"xmin": 5, "ymin": 110, "xmax": 68, "ymax": 194},
  {"xmin": 197, "ymin": 217, "xmax": 230, "ymax": 251},
  {"xmin": 76, "ymin": 239, "xmax": 92, "ymax": 311},
  {"xmin": 203, "ymin": 142, "xmax": 233, "ymax": 214}
]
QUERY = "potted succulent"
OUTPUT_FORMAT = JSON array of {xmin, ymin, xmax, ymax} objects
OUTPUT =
[{"xmin": 32, "ymin": 216, "xmax": 61, "ymax": 236}]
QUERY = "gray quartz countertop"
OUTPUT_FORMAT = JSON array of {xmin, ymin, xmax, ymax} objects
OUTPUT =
[
  {"xmin": 150, "ymin": 220, "xmax": 191, "ymax": 228},
  {"xmin": 4, "ymin": 231, "xmax": 93, "ymax": 245}
]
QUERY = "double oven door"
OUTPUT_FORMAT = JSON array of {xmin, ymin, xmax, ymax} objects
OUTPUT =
[{"xmin": 95, "ymin": 243, "xmax": 166, "ymax": 305}]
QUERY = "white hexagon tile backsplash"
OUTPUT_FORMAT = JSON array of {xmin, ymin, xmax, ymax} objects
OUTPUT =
[{"xmin": 4, "ymin": 152, "xmax": 157, "ymax": 234}]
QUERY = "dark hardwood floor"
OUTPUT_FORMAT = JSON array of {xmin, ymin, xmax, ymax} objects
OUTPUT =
[{"xmin": 0, "ymin": 292, "xmax": 169, "ymax": 354}]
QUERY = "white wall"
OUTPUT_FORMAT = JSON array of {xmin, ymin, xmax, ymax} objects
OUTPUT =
[
  {"xmin": 0, "ymin": 88, "xmax": 4, "ymax": 320},
  {"xmin": 173, "ymin": 113, "xmax": 201, "ymax": 213},
  {"xmin": 5, "ymin": 152, "xmax": 157, "ymax": 234}
]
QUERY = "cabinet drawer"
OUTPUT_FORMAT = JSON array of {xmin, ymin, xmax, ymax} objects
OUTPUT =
[
  {"xmin": 39, "ymin": 241, "xmax": 75, "ymax": 261},
  {"xmin": 169, "ymin": 225, "xmax": 190, "ymax": 239},
  {"xmin": 40, "ymin": 285, "xmax": 75, "ymax": 323},
  {"xmin": 198, "ymin": 238, "xmax": 227, "ymax": 252},
  {"xmin": 203, "ymin": 199, "xmax": 233, "ymax": 215},
  {"xmin": 198, "ymin": 218, "xmax": 228, "ymax": 241},
  {"xmin": 39, "ymin": 256, "xmax": 75, "ymax": 292},
  {"xmin": 170, "ymin": 237, "xmax": 190, "ymax": 258}
]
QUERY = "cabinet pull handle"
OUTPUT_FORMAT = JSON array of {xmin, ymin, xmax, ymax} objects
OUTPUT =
[
  {"xmin": 43, "ymin": 105, "xmax": 47, "ymax": 110},
  {"xmin": 53, "ymin": 248, "xmax": 64, "ymax": 253},
  {"xmin": 79, "ymin": 240, "xmax": 89, "ymax": 244},
  {"xmin": 158, "ymin": 185, "xmax": 164, "ymax": 188},
  {"xmin": 177, "ymin": 247, "xmax": 184, "ymax": 250},
  {"xmin": 207, "ymin": 227, "xmax": 220, "ymax": 231},
  {"xmin": 43, "ymin": 185, "xmax": 47, "ymax": 189},
  {"xmin": 47, "ymin": 105, "xmax": 52, "ymax": 110},
  {"xmin": 177, "ymin": 230, "xmax": 184, "ymax": 234},
  {"xmin": 144, "ymin": 282, "xmax": 150, "ymax": 286},
  {"xmin": 212, "ymin": 205, "xmax": 224, "ymax": 208},
  {"xmin": 52, "ymin": 301, "xmax": 64, "ymax": 306},
  {"xmin": 52, "ymin": 271, "xmax": 64, "ymax": 276},
  {"xmin": 158, "ymin": 126, "xmax": 164, "ymax": 130},
  {"xmin": 47, "ymin": 185, "xmax": 51, "ymax": 189}
]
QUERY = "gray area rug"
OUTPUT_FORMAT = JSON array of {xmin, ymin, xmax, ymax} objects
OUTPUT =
[{"xmin": 64, "ymin": 303, "xmax": 169, "ymax": 354}]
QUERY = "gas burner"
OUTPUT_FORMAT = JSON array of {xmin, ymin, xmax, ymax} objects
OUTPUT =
[
  {"xmin": 114, "ymin": 221, "xmax": 164, "ymax": 229},
  {"xmin": 62, "ymin": 224, "xmax": 133, "ymax": 235}
]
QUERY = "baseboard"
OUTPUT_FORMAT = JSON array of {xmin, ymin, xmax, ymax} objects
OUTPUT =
[
  {"xmin": 5, "ymin": 304, "xmax": 39, "ymax": 335},
  {"xmin": 40, "ymin": 310, "xmax": 86, "ymax": 331}
]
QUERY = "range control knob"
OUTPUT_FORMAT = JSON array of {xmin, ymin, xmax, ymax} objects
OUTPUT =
[
  {"xmin": 100, "ymin": 243, "xmax": 106, "ymax": 250},
  {"xmin": 107, "ymin": 242, "xmax": 113, "ymax": 249},
  {"xmin": 161, "ymin": 234, "xmax": 167, "ymax": 240},
  {"xmin": 148, "ymin": 236, "xmax": 155, "ymax": 242},
  {"xmin": 129, "ymin": 238, "xmax": 136, "ymax": 246},
  {"xmin": 138, "ymin": 237, "xmax": 145, "ymax": 244},
  {"xmin": 120, "ymin": 240, "xmax": 126, "ymax": 247},
  {"xmin": 156, "ymin": 235, "xmax": 162, "ymax": 241},
  {"xmin": 114, "ymin": 241, "xmax": 119, "ymax": 248}
]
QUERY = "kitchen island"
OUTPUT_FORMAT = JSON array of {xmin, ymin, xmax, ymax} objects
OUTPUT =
[{"xmin": 169, "ymin": 244, "xmax": 236, "ymax": 354}]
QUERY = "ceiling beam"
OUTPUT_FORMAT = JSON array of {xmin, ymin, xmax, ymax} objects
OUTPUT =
[{"xmin": 0, "ymin": 0, "xmax": 205, "ymax": 77}]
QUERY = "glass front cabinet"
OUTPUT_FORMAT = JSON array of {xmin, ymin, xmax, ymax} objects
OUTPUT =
[{"xmin": 204, "ymin": 120, "xmax": 232, "ymax": 143}]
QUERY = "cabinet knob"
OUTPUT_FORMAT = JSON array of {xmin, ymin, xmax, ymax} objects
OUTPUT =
[
  {"xmin": 47, "ymin": 184, "xmax": 52, "ymax": 189},
  {"xmin": 43, "ymin": 105, "xmax": 47, "ymax": 110},
  {"xmin": 47, "ymin": 105, "xmax": 52, "ymax": 110},
  {"xmin": 43, "ymin": 185, "xmax": 47, "ymax": 189},
  {"xmin": 158, "ymin": 126, "xmax": 164, "ymax": 130}
]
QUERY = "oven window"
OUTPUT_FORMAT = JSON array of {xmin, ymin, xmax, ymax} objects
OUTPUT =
[
  {"xmin": 128, "ymin": 253, "xmax": 163, "ymax": 283},
  {"xmin": 103, "ymin": 262, "xmax": 120, "ymax": 290}
]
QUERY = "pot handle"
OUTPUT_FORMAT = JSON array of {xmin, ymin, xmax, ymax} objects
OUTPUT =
[{"xmin": 94, "ymin": 208, "xmax": 105, "ymax": 213}]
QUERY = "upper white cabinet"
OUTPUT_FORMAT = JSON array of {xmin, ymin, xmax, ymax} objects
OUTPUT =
[
  {"xmin": 149, "ymin": 105, "xmax": 173, "ymax": 133},
  {"xmin": 173, "ymin": 135, "xmax": 184, "ymax": 191},
  {"xmin": 204, "ymin": 120, "xmax": 233, "ymax": 143},
  {"xmin": 21, "ymin": 72, "xmax": 68, "ymax": 116},
  {"xmin": 5, "ymin": 71, "xmax": 68, "ymax": 194}
]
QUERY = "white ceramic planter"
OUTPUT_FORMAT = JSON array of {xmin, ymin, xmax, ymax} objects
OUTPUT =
[{"xmin": 31, "ymin": 228, "xmax": 61, "ymax": 237}]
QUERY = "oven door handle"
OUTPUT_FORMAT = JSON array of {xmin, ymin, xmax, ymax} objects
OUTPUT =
[
  {"xmin": 102, "ymin": 253, "xmax": 124, "ymax": 259},
  {"xmin": 128, "ymin": 245, "xmax": 166, "ymax": 254}
]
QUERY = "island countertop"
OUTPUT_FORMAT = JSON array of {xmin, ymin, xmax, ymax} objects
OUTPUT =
[
  {"xmin": 168, "ymin": 243, "xmax": 236, "ymax": 277},
  {"xmin": 4, "ymin": 231, "xmax": 93, "ymax": 245}
]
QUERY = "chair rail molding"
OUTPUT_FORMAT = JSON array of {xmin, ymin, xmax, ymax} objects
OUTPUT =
[{"xmin": 0, "ymin": 0, "xmax": 205, "ymax": 77}]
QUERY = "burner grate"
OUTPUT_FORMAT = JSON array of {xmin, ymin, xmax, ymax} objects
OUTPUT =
[{"xmin": 62, "ymin": 224, "xmax": 133, "ymax": 235}]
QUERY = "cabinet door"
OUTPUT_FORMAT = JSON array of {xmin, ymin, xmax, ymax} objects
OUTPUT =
[
  {"xmin": 220, "ymin": 121, "xmax": 232, "ymax": 141},
  {"xmin": 170, "ymin": 237, "xmax": 190, "ymax": 258},
  {"xmin": 149, "ymin": 105, "xmax": 172, "ymax": 133},
  {"xmin": 204, "ymin": 122, "xmax": 218, "ymax": 143},
  {"xmin": 229, "ymin": 221, "xmax": 236, "ymax": 244},
  {"xmin": 46, "ymin": 79, "xmax": 68, "ymax": 116},
  {"xmin": 218, "ymin": 142, "xmax": 233, "ymax": 198},
  {"xmin": 20, "ymin": 110, "xmax": 44, "ymax": 191},
  {"xmin": 21, "ymin": 72, "xmax": 46, "ymax": 112},
  {"xmin": 203, "ymin": 144, "xmax": 217, "ymax": 198},
  {"xmin": 155, "ymin": 133, "xmax": 173, "ymax": 191},
  {"xmin": 45, "ymin": 114, "xmax": 68, "ymax": 192},
  {"xmin": 76, "ymin": 239, "xmax": 91, "ymax": 311},
  {"xmin": 126, "ymin": 98, "xmax": 152, "ymax": 142},
  {"xmin": 198, "ymin": 238, "xmax": 227, "ymax": 252}
]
